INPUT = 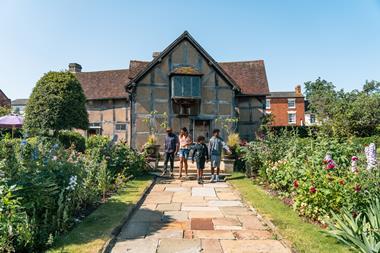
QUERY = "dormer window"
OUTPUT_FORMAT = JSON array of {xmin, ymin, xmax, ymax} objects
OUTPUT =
[{"xmin": 171, "ymin": 75, "xmax": 201, "ymax": 98}]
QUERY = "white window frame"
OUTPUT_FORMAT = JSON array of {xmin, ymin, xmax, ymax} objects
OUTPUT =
[
  {"xmin": 265, "ymin": 99, "xmax": 271, "ymax": 109},
  {"xmin": 288, "ymin": 112, "xmax": 296, "ymax": 124},
  {"xmin": 288, "ymin": 98, "xmax": 296, "ymax": 109}
]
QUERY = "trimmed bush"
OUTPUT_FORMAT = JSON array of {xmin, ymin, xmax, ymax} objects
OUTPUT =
[{"xmin": 58, "ymin": 130, "xmax": 86, "ymax": 152}]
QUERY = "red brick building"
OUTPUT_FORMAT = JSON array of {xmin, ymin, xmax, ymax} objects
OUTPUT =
[
  {"xmin": 0, "ymin": 89, "xmax": 11, "ymax": 108},
  {"xmin": 265, "ymin": 86, "xmax": 305, "ymax": 126}
]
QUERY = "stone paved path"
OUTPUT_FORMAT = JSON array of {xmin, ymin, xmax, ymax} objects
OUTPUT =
[{"xmin": 111, "ymin": 178, "xmax": 291, "ymax": 253}]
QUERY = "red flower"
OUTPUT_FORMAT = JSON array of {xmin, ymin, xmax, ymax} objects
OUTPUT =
[
  {"xmin": 326, "ymin": 163, "xmax": 335, "ymax": 170},
  {"xmin": 293, "ymin": 180, "xmax": 299, "ymax": 188},
  {"xmin": 354, "ymin": 184, "xmax": 361, "ymax": 193},
  {"xmin": 309, "ymin": 186, "xmax": 317, "ymax": 194},
  {"xmin": 339, "ymin": 179, "xmax": 345, "ymax": 185}
]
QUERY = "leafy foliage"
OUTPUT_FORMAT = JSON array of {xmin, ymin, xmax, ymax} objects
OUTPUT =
[
  {"xmin": 24, "ymin": 71, "xmax": 89, "ymax": 134},
  {"xmin": 0, "ymin": 107, "xmax": 10, "ymax": 117},
  {"xmin": 0, "ymin": 136, "xmax": 148, "ymax": 252},
  {"xmin": 305, "ymin": 78, "xmax": 380, "ymax": 137},
  {"xmin": 327, "ymin": 199, "xmax": 380, "ymax": 253}
]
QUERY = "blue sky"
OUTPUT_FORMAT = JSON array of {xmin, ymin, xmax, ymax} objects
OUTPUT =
[{"xmin": 1, "ymin": 0, "xmax": 379, "ymax": 100}]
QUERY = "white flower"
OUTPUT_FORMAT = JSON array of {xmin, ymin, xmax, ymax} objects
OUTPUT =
[{"xmin": 365, "ymin": 143, "xmax": 377, "ymax": 171}]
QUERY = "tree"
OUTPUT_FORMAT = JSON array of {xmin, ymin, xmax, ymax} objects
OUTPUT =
[
  {"xmin": 24, "ymin": 71, "xmax": 88, "ymax": 134},
  {"xmin": 305, "ymin": 78, "xmax": 380, "ymax": 137},
  {"xmin": 0, "ymin": 106, "xmax": 10, "ymax": 117}
]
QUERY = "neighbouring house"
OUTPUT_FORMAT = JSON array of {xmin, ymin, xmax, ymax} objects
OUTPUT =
[
  {"xmin": 304, "ymin": 100, "xmax": 319, "ymax": 126},
  {"xmin": 0, "ymin": 89, "xmax": 11, "ymax": 108},
  {"xmin": 11, "ymin": 99, "xmax": 28, "ymax": 115},
  {"xmin": 266, "ymin": 85, "xmax": 305, "ymax": 126},
  {"xmin": 71, "ymin": 31, "xmax": 269, "ymax": 148}
]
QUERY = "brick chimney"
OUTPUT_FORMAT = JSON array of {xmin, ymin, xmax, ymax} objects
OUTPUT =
[
  {"xmin": 69, "ymin": 63, "xmax": 82, "ymax": 73},
  {"xmin": 295, "ymin": 85, "xmax": 302, "ymax": 96},
  {"xmin": 152, "ymin": 52, "xmax": 160, "ymax": 59}
]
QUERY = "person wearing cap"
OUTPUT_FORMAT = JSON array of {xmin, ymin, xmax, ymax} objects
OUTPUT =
[{"xmin": 162, "ymin": 127, "xmax": 179, "ymax": 177}]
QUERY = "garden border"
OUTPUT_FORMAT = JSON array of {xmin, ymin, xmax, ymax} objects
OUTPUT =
[
  {"xmin": 227, "ymin": 179, "xmax": 296, "ymax": 253},
  {"xmin": 101, "ymin": 176, "xmax": 157, "ymax": 253}
]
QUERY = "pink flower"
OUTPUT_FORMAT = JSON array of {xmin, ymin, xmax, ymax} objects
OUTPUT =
[{"xmin": 351, "ymin": 156, "xmax": 358, "ymax": 161}]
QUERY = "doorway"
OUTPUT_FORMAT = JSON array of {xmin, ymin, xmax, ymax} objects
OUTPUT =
[{"xmin": 192, "ymin": 120, "xmax": 211, "ymax": 141}]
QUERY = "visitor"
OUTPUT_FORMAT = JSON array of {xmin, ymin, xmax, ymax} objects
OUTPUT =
[
  {"xmin": 178, "ymin": 127, "xmax": 192, "ymax": 178},
  {"xmin": 191, "ymin": 136, "xmax": 209, "ymax": 184},
  {"xmin": 209, "ymin": 129, "xmax": 231, "ymax": 182},
  {"xmin": 162, "ymin": 127, "xmax": 179, "ymax": 177}
]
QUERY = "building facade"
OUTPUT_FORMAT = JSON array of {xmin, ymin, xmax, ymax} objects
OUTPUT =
[
  {"xmin": 265, "ymin": 86, "xmax": 305, "ymax": 126},
  {"xmin": 0, "ymin": 89, "xmax": 11, "ymax": 108},
  {"xmin": 11, "ymin": 99, "xmax": 28, "ymax": 115},
  {"xmin": 71, "ymin": 31, "xmax": 269, "ymax": 148}
]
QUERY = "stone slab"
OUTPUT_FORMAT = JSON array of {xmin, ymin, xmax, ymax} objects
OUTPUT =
[
  {"xmin": 132, "ymin": 210, "xmax": 163, "ymax": 223},
  {"xmin": 203, "ymin": 183, "xmax": 229, "ymax": 188},
  {"xmin": 157, "ymin": 238, "xmax": 201, "ymax": 253},
  {"xmin": 165, "ymin": 187, "xmax": 190, "ymax": 192},
  {"xmin": 117, "ymin": 222, "xmax": 150, "ymax": 239},
  {"xmin": 216, "ymin": 192, "xmax": 240, "ymax": 200},
  {"xmin": 201, "ymin": 239, "xmax": 223, "ymax": 253},
  {"xmin": 156, "ymin": 203, "xmax": 182, "ymax": 211},
  {"xmin": 208, "ymin": 200, "xmax": 243, "ymax": 207},
  {"xmin": 145, "ymin": 228, "xmax": 183, "ymax": 239},
  {"xmin": 189, "ymin": 211, "xmax": 224, "ymax": 219},
  {"xmin": 193, "ymin": 230, "xmax": 235, "ymax": 240},
  {"xmin": 192, "ymin": 187, "xmax": 216, "ymax": 197},
  {"xmin": 164, "ymin": 211, "xmax": 189, "ymax": 221},
  {"xmin": 111, "ymin": 238, "xmax": 158, "ymax": 253},
  {"xmin": 220, "ymin": 207, "xmax": 252, "ymax": 216},
  {"xmin": 220, "ymin": 240, "xmax": 291, "ymax": 253},
  {"xmin": 182, "ymin": 206, "xmax": 219, "ymax": 212},
  {"xmin": 190, "ymin": 218, "xmax": 214, "ymax": 230},
  {"xmin": 233, "ymin": 230, "xmax": 273, "ymax": 240},
  {"xmin": 238, "ymin": 216, "xmax": 268, "ymax": 230}
]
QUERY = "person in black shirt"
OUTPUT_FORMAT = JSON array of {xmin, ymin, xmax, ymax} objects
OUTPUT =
[{"xmin": 191, "ymin": 136, "xmax": 209, "ymax": 184}]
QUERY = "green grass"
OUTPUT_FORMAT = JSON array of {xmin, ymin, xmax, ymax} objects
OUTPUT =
[
  {"xmin": 48, "ymin": 176, "xmax": 152, "ymax": 253},
  {"xmin": 228, "ymin": 173, "xmax": 352, "ymax": 253}
]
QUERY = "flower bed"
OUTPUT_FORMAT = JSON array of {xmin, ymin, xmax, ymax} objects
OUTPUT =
[
  {"xmin": 242, "ymin": 133, "xmax": 380, "ymax": 222},
  {"xmin": 0, "ymin": 135, "xmax": 148, "ymax": 252}
]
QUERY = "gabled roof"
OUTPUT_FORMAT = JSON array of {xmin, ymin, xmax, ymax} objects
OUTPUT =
[
  {"xmin": 0, "ymin": 89, "xmax": 10, "ymax": 105},
  {"xmin": 12, "ymin": 99, "xmax": 29, "ymax": 105},
  {"xmin": 269, "ymin": 91, "xmax": 304, "ymax": 98},
  {"xmin": 219, "ymin": 61, "xmax": 269, "ymax": 95},
  {"xmin": 127, "ymin": 31, "xmax": 241, "ymax": 92},
  {"xmin": 75, "ymin": 69, "xmax": 130, "ymax": 100}
]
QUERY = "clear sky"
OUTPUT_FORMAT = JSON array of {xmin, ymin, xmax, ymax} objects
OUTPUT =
[{"xmin": 1, "ymin": 0, "xmax": 379, "ymax": 100}]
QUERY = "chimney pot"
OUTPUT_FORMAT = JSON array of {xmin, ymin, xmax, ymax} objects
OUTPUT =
[
  {"xmin": 152, "ymin": 52, "xmax": 160, "ymax": 58},
  {"xmin": 295, "ymin": 85, "xmax": 302, "ymax": 95},
  {"xmin": 69, "ymin": 63, "xmax": 82, "ymax": 73}
]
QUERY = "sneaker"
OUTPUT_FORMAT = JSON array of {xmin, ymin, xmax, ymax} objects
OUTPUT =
[
  {"xmin": 197, "ymin": 179, "xmax": 202, "ymax": 184},
  {"xmin": 209, "ymin": 175, "xmax": 215, "ymax": 183},
  {"xmin": 215, "ymin": 175, "xmax": 220, "ymax": 182},
  {"xmin": 160, "ymin": 170, "xmax": 167, "ymax": 177},
  {"xmin": 200, "ymin": 178, "xmax": 204, "ymax": 184}
]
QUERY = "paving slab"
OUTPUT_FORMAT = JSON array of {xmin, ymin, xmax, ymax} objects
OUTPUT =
[
  {"xmin": 238, "ymin": 215, "xmax": 268, "ymax": 230},
  {"xmin": 189, "ymin": 210, "xmax": 224, "ymax": 219},
  {"xmin": 164, "ymin": 211, "xmax": 189, "ymax": 221},
  {"xmin": 156, "ymin": 203, "xmax": 182, "ymax": 211},
  {"xmin": 233, "ymin": 230, "xmax": 273, "ymax": 240},
  {"xmin": 203, "ymin": 183, "xmax": 229, "ymax": 188},
  {"xmin": 111, "ymin": 238, "xmax": 158, "ymax": 253},
  {"xmin": 165, "ymin": 187, "xmax": 190, "ymax": 192},
  {"xmin": 157, "ymin": 238, "xmax": 202, "ymax": 253},
  {"xmin": 145, "ymin": 228, "xmax": 183, "ymax": 239},
  {"xmin": 192, "ymin": 187, "xmax": 216, "ymax": 197},
  {"xmin": 117, "ymin": 222, "xmax": 150, "ymax": 239},
  {"xmin": 216, "ymin": 192, "xmax": 240, "ymax": 200},
  {"xmin": 220, "ymin": 206, "xmax": 252, "ymax": 216},
  {"xmin": 201, "ymin": 239, "xmax": 223, "ymax": 253},
  {"xmin": 220, "ymin": 240, "xmax": 291, "ymax": 253},
  {"xmin": 190, "ymin": 218, "xmax": 214, "ymax": 230},
  {"xmin": 182, "ymin": 206, "xmax": 219, "ymax": 211},
  {"xmin": 208, "ymin": 200, "xmax": 243, "ymax": 207},
  {"xmin": 131, "ymin": 209, "xmax": 163, "ymax": 223},
  {"xmin": 193, "ymin": 230, "xmax": 235, "ymax": 240}
]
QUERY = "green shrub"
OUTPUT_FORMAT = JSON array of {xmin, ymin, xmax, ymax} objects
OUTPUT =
[{"xmin": 58, "ymin": 130, "xmax": 86, "ymax": 152}]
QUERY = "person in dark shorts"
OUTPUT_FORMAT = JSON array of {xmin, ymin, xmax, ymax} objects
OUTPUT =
[{"xmin": 191, "ymin": 136, "xmax": 209, "ymax": 184}]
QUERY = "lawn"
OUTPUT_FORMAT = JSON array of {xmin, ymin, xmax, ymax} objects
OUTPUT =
[
  {"xmin": 48, "ymin": 176, "xmax": 152, "ymax": 253},
  {"xmin": 228, "ymin": 173, "xmax": 353, "ymax": 253}
]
